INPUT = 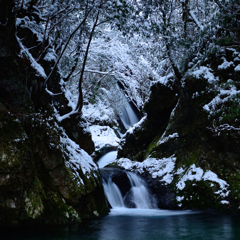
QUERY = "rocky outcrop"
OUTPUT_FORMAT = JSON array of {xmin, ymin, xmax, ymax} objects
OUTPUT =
[
  {"xmin": 117, "ymin": 47, "xmax": 240, "ymax": 215},
  {"xmin": 0, "ymin": 1, "xmax": 108, "ymax": 226},
  {"xmin": 118, "ymin": 82, "xmax": 178, "ymax": 162}
]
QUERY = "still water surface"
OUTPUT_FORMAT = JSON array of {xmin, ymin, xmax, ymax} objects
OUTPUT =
[{"xmin": 2, "ymin": 209, "xmax": 240, "ymax": 240}]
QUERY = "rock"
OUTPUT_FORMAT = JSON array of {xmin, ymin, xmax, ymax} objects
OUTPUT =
[
  {"xmin": 117, "ymin": 49, "xmax": 240, "ymax": 215},
  {"xmin": 0, "ymin": 1, "xmax": 109, "ymax": 227}
]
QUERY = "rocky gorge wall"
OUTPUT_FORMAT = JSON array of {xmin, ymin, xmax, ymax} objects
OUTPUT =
[
  {"xmin": 0, "ymin": 1, "xmax": 108, "ymax": 227},
  {"xmin": 117, "ymin": 47, "xmax": 240, "ymax": 215}
]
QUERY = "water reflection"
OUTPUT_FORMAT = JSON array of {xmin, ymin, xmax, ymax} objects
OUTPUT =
[{"xmin": 1, "ymin": 211, "xmax": 240, "ymax": 240}]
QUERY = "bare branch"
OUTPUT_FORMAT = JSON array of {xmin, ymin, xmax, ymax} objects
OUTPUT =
[
  {"xmin": 76, "ymin": 11, "xmax": 100, "ymax": 112},
  {"xmin": 45, "ymin": 6, "xmax": 94, "ymax": 84}
]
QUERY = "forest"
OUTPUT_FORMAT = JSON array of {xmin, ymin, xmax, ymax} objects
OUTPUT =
[{"xmin": 0, "ymin": 0, "xmax": 240, "ymax": 233}]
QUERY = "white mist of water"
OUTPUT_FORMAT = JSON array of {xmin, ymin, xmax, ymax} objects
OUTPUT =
[
  {"xmin": 119, "ymin": 102, "xmax": 139, "ymax": 130},
  {"xmin": 98, "ymin": 151, "xmax": 118, "ymax": 168},
  {"xmin": 126, "ymin": 172, "xmax": 158, "ymax": 209},
  {"xmin": 103, "ymin": 179, "xmax": 125, "ymax": 207},
  {"xmin": 102, "ymin": 171, "xmax": 157, "ymax": 210}
]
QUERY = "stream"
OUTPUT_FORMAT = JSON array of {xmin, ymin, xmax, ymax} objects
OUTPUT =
[
  {"xmin": 3, "ymin": 98, "xmax": 240, "ymax": 239},
  {"xmin": 2, "ymin": 213, "xmax": 240, "ymax": 240}
]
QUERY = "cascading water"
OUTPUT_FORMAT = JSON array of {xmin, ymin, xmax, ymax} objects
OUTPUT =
[
  {"xmin": 98, "ymin": 151, "xmax": 118, "ymax": 168},
  {"xmin": 103, "ymin": 179, "xmax": 125, "ymax": 208},
  {"xmin": 98, "ymin": 89, "xmax": 157, "ymax": 210},
  {"xmin": 116, "ymin": 85, "xmax": 140, "ymax": 130},
  {"xmin": 119, "ymin": 101, "xmax": 139, "ymax": 130},
  {"xmin": 124, "ymin": 172, "xmax": 157, "ymax": 209},
  {"xmin": 101, "ymin": 169, "xmax": 157, "ymax": 209}
]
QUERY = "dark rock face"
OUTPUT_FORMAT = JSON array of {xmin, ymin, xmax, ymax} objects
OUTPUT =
[
  {"xmin": 0, "ymin": 1, "xmax": 109, "ymax": 226},
  {"xmin": 61, "ymin": 115, "xmax": 94, "ymax": 155}
]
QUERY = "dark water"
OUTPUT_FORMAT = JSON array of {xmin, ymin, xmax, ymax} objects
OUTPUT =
[{"xmin": 2, "ymin": 209, "xmax": 240, "ymax": 240}]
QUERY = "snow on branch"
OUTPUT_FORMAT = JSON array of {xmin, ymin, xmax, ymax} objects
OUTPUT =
[
  {"xmin": 45, "ymin": 88, "xmax": 63, "ymax": 96},
  {"xmin": 16, "ymin": 35, "xmax": 47, "ymax": 79},
  {"xmin": 54, "ymin": 108, "xmax": 79, "ymax": 122},
  {"xmin": 84, "ymin": 69, "xmax": 115, "ymax": 75},
  {"xmin": 189, "ymin": 11, "xmax": 203, "ymax": 31}
]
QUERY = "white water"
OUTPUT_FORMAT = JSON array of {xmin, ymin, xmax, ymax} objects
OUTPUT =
[
  {"xmin": 109, "ymin": 208, "xmax": 196, "ymax": 216},
  {"xmin": 125, "ymin": 172, "xmax": 157, "ymax": 209},
  {"xmin": 119, "ymin": 101, "xmax": 139, "ymax": 130},
  {"xmin": 98, "ymin": 151, "xmax": 118, "ymax": 168},
  {"xmin": 115, "ymin": 85, "xmax": 139, "ymax": 130},
  {"xmin": 103, "ymin": 180, "xmax": 125, "ymax": 207},
  {"xmin": 102, "ymin": 171, "xmax": 157, "ymax": 209}
]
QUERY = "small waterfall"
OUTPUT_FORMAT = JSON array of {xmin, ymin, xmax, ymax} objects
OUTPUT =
[
  {"xmin": 119, "ymin": 102, "xmax": 139, "ymax": 130},
  {"xmin": 124, "ymin": 172, "xmax": 157, "ymax": 209},
  {"xmin": 115, "ymin": 85, "xmax": 140, "ymax": 130},
  {"xmin": 101, "ymin": 169, "xmax": 157, "ymax": 209},
  {"xmin": 98, "ymin": 151, "xmax": 118, "ymax": 168},
  {"xmin": 103, "ymin": 179, "xmax": 125, "ymax": 208},
  {"xmin": 98, "ymin": 86, "xmax": 153, "ymax": 210}
]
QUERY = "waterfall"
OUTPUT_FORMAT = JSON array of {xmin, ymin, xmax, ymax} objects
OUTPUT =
[
  {"xmin": 124, "ymin": 172, "xmax": 157, "ymax": 209},
  {"xmin": 115, "ymin": 85, "xmax": 140, "ymax": 130},
  {"xmin": 101, "ymin": 169, "xmax": 157, "ymax": 209},
  {"xmin": 98, "ymin": 151, "xmax": 118, "ymax": 168},
  {"xmin": 119, "ymin": 101, "xmax": 139, "ymax": 130},
  {"xmin": 97, "ymin": 88, "xmax": 155, "ymax": 210}
]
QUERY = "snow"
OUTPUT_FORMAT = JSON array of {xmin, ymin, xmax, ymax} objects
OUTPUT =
[
  {"xmin": 189, "ymin": 11, "xmax": 203, "ymax": 31},
  {"xmin": 55, "ymin": 109, "xmax": 79, "ymax": 122},
  {"xmin": 16, "ymin": 36, "xmax": 47, "ymax": 79},
  {"xmin": 16, "ymin": 17, "xmax": 44, "ymax": 42},
  {"xmin": 191, "ymin": 66, "xmax": 218, "ymax": 84},
  {"xmin": 45, "ymin": 88, "xmax": 63, "ymax": 96},
  {"xmin": 218, "ymin": 57, "xmax": 234, "ymax": 70},
  {"xmin": 203, "ymin": 85, "xmax": 240, "ymax": 114},
  {"xmin": 89, "ymin": 125, "xmax": 120, "ymax": 151},
  {"xmin": 117, "ymin": 155, "xmax": 177, "ymax": 185},
  {"xmin": 221, "ymin": 200, "xmax": 229, "ymax": 205},
  {"xmin": 176, "ymin": 196, "xmax": 184, "ymax": 202},
  {"xmin": 234, "ymin": 64, "xmax": 240, "ymax": 72},
  {"xmin": 118, "ymin": 116, "xmax": 146, "ymax": 150},
  {"xmin": 157, "ymin": 132, "xmax": 179, "ymax": 145},
  {"xmin": 152, "ymin": 73, "xmax": 174, "ymax": 86},
  {"xmin": 83, "ymin": 101, "xmax": 116, "ymax": 124},
  {"xmin": 123, "ymin": 116, "xmax": 146, "ymax": 136},
  {"xmin": 176, "ymin": 164, "xmax": 229, "ymax": 198},
  {"xmin": 208, "ymin": 124, "xmax": 240, "ymax": 133},
  {"xmin": 60, "ymin": 128, "xmax": 98, "ymax": 185},
  {"xmin": 44, "ymin": 50, "xmax": 57, "ymax": 62}
]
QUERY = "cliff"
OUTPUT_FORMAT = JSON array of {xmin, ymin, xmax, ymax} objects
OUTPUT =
[
  {"xmin": 0, "ymin": 1, "xmax": 108, "ymax": 226},
  {"xmin": 117, "ymin": 47, "xmax": 240, "ymax": 215}
]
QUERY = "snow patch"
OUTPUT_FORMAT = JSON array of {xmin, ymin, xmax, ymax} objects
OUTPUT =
[
  {"xmin": 218, "ymin": 57, "xmax": 234, "ymax": 70},
  {"xmin": 158, "ymin": 132, "xmax": 179, "ymax": 145},
  {"xmin": 234, "ymin": 64, "xmax": 240, "ymax": 72},
  {"xmin": 117, "ymin": 155, "xmax": 177, "ymax": 185},
  {"xmin": 176, "ymin": 164, "xmax": 229, "ymax": 198},
  {"xmin": 191, "ymin": 66, "xmax": 218, "ymax": 84},
  {"xmin": 16, "ymin": 36, "xmax": 46, "ymax": 79},
  {"xmin": 89, "ymin": 125, "xmax": 120, "ymax": 151},
  {"xmin": 203, "ymin": 85, "xmax": 240, "ymax": 114}
]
